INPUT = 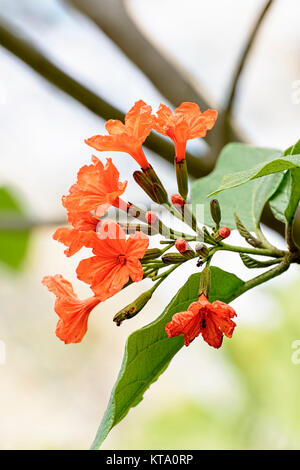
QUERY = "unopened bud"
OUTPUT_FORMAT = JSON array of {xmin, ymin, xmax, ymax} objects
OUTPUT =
[
  {"xmin": 218, "ymin": 226, "xmax": 231, "ymax": 239},
  {"xmin": 143, "ymin": 167, "xmax": 168, "ymax": 204},
  {"xmin": 175, "ymin": 159, "xmax": 188, "ymax": 200},
  {"xmin": 175, "ymin": 238, "xmax": 195, "ymax": 259},
  {"xmin": 133, "ymin": 171, "xmax": 159, "ymax": 203},
  {"xmin": 210, "ymin": 199, "xmax": 221, "ymax": 227},
  {"xmin": 113, "ymin": 289, "xmax": 153, "ymax": 325},
  {"xmin": 175, "ymin": 238, "xmax": 188, "ymax": 253},
  {"xmin": 199, "ymin": 265, "xmax": 211, "ymax": 298},
  {"xmin": 195, "ymin": 243, "xmax": 209, "ymax": 258},
  {"xmin": 142, "ymin": 248, "xmax": 162, "ymax": 261},
  {"xmin": 171, "ymin": 193, "xmax": 185, "ymax": 207},
  {"xmin": 162, "ymin": 253, "xmax": 187, "ymax": 264},
  {"xmin": 152, "ymin": 183, "xmax": 169, "ymax": 204},
  {"xmin": 146, "ymin": 211, "xmax": 157, "ymax": 224}
]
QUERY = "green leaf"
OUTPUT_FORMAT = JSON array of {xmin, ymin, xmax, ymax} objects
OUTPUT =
[
  {"xmin": 269, "ymin": 140, "xmax": 300, "ymax": 223},
  {"xmin": 283, "ymin": 139, "xmax": 300, "ymax": 156},
  {"xmin": 191, "ymin": 143, "xmax": 282, "ymax": 231},
  {"xmin": 252, "ymin": 173, "xmax": 284, "ymax": 227},
  {"xmin": 210, "ymin": 154, "xmax": 300, "ymax": 196},
  {"xmin": 239, "ymin": 253, "xmax": 279, "ymax": 269},
  {"xmin": 91, "ymin": 267, "xmax": 244, "ymax": 449},
  {"xmin": 0, "ymin": 186, "xmax": 30, "ymax": 270}
]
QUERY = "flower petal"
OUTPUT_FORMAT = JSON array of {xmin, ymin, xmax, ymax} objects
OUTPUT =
[
  {"xmin": 42, "ymin": 274, "xmax": 76, "ymax": 301},
  {"xmin": 165, "ymin": 309, "xmax": 202, "ymax": 346},
  {"xmin": 67, "ymin": 211, "xmax": 98, "ymax": 231},
  {"xmin": 201, "ymin": 316, "xmax": 223, "ymax": 349},
  {"xmin": 42, "ymin": 274, "xmax": 100, "ymax": 344},
  {"xmin": 91, "ymin": 263, "xmax": 130, "ymax": 300},
  {"xmin": 209, "ymin": 301, "xmax": 237, "ymax": 338},
  {"xmin": 125, "ymin": 100, "xmax": 154, "ymax": 142},
  {"xmin": 76, "ymin": 256, "xmax": 117, "ymax": 286},
  {"xmin": 153, "ymin": 103, "xmax": 173, "ymax": 135},
  {"xmin": 105, "ymin": 119, "xmax": 126, "ymax": 135},
  {"xmin": 126, "ymin": 258, "xmax": 144, "ymax": 282},
  {"xmin": 125, "ymin": 231, "xmax": 149, "ymax": 258},
  {"xmin": 53, "ymin": 227, "xmax": 94, "ymax": 257},
  {"xmin": 62, "ymin": 156, "xmax": 126, "ymax": 215}
]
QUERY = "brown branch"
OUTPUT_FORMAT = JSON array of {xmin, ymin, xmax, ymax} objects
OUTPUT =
[
  {"xmin": 224, "ymin": 0, "xmax": 274, "ymax": 139},
  {"xmin": 0, "ymin": 215, "xmax": 66, "ymax": 230},
  {"xmin": 0, "ymin": 18, "xmax": 210, "ymax": 176},
  {"xmin": 65, "ymin": 0, "xmax": 247, "ymax": 162},
  {"xmin": 0, "ymin": 16, "xmax": 293, "ymax": 239}
]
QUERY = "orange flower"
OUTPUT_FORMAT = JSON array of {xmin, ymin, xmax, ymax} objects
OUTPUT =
[
  {"xmin": 53, "ymin": 211, "xmax": 99, "ymax": 257},
  {"xmin": 53, "ymin": 227, "xmax": 94, "ymax": 258},
  {"xmin": 85, "ymin": 100, "xmax": 154, "ymax": 170},
  {"xmin": 42, "ymin": 275, "xmax": 100, "ymax": 344},
  {"xmin": 76, "ymin": 220, "xmax": 149, "ymax": 300},
  {"xmin": 67, "ymin": 210, "xmax": 99, "ymax": 232},
  {"xmin": 154, "ymin": 102, "xmax": 218, "ymax": 162},
  {"xmin": 62, "ymin": 156, "xmax": 127, "ymax": 218},
  {"xmin": 165, "ymin": 294, "xmax": 236, "ymax": 348}
]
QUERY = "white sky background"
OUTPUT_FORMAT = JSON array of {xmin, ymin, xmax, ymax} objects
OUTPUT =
[{"xmin": 0, "ymin": 0, "xmax": 299, "ymax": 449}]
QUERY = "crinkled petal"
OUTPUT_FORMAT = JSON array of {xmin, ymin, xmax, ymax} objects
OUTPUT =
[
  {"xmin": 165, "ymin": 309, "xmax": 202, "ymax": 346},
  {"xmin": 201, "ymin": 316, "xmax": 223, "ymax": 349},
  {"xmin": 67, "ymin": 211, "xmax": 98, "ymax": 231},
  {"xmin": 42, "ymin": 274, "xmax": 100, "ymax": 344},
  {"xmin": 209, "ymin": 301, "xmax": 237, "ymax": 338},
  {"xmin": 153, "ymin": 103, "xmax": 173, "ymax": 135},
  {"xmin": 124, "ymin": 100, "xmax": 154, "ymax": 142},
  {"xmin": 105, "ymin": 119, "xmax": 126, "ymax": 135},
  {"xmin": 62, "ymin": 156, "xmax": 126, "ymax": 214},
  {"xmin": 53, "ymin": 227, "xmax": 94, "ymax": 257},
  {"xmin": 42, "ymin": 274, "xmax": 76, "ymax": 301}
]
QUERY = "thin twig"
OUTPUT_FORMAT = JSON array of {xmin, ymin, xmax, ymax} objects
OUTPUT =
[
  {"xmin": 224, "ymin": 0, "xmax": 274, "ymax": 136},
  {"xmin": 65, "ymin": 0, "xmax": 247, "ymax": 162},
  {"xmin": 0, "ymin": 18, "xmax": 201, "ymax": 173},
  {"xmin": 0, "ymin": 12, "xmax": 294, "ymax": 240}
]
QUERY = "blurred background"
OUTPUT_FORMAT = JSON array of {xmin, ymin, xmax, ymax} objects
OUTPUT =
[{"xmin": 0, "ymin": 0, "xmax": 300, "ymax": 450}]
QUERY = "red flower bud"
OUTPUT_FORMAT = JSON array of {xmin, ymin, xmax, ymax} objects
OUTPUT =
[
  {"xmin": 218, "ymin": 226, "xmax": 231, "ymax": 239},
  {"xmin": 175, "ymin": 238, "xmax": 189, "ymax": 253},
  {"xmin": 146, "ymin": 211, "xmax": 157, "ymax": 224},
  {"xmin": 171, "ymin": 193, "xmax": 185, "ymax": 207}
]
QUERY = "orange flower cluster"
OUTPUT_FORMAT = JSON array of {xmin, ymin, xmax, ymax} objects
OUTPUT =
[
  {"xmin": 165, "ymin": 294, "xmax": 237, "ymax": 348},
  {"xmin": 86, "ymin": 100, "xmax": 217, "ymax": 167},
  {"xmin": 42, "ymin": 154, "xmax": 148, "ymax": 344},
  {"xmin": 43, "ymin": 99, "xmax": 221, "ymax": 346}
]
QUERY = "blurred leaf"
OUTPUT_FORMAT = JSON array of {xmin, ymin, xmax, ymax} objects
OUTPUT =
[
  {"xmin": 210, "ymin": 154, "xmax": 300, "ymax": 196},
  {"xmin": 270, "ymin": 141, "xmax": 300, "ymax": 223},
  {"xmin": 0, "ymin": 186, "xmax": 30, "ymax": 270},
  {"xmin": 191, "ymin": 143, "xmax": 282, "ymax": 230},
  {"xmin": 91, "ymin": 267, "xmax": 244, "ymax": 449}
]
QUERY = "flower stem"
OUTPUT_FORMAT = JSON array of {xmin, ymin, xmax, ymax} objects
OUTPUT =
[
  {"xmin": 218, "ymin": 242, "xmax": 285, "ymax": 258},
  {"xmin": 286, "ymin": 218, "xmax": 299, "ymax": 253},
  {"xmin": 232, "ymin": 258, "xmax": 290, "ymax": 300},
  {"xmin": 151, "ymin": 263, "xmax": 181, "ymax": 281}
]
